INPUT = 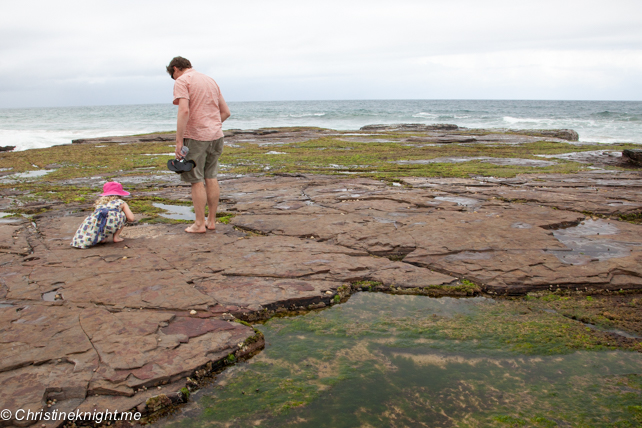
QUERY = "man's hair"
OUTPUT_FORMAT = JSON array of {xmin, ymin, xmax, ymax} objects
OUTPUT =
[{"xmin": 166, "ymin": 56, "xmax": 192, "ymax": 77}]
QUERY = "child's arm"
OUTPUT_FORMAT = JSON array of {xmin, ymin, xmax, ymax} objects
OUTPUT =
[{"xmin": 121, "ymin": 202, "xmax": 136, "ymax": 222}]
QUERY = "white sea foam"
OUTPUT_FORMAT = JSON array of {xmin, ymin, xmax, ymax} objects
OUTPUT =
[
  {"xmin": 287, "ymin": 113, "xmax": 326, "ymax": 118},
  {"xmin": 502, "ymin": 116, "xmax": 547, "ymax": 124},
  {"xmin": 1, "ymin": 100, "xmax": 641, "ymax": 151},
  {"xmin": 0, "ymin": 128, "xmax": 162, "ymax": 151}
]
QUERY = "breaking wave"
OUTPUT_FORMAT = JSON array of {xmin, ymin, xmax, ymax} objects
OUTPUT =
[{"xmin": 2, "ymin": 99, "xmax": 641, "ymax": 150}]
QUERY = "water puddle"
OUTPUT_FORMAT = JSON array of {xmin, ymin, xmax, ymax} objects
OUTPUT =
[
  {"xmin": 0, "ymin": 302, "xmax": 13, "ymax": 308},
  {"xmin": 536, "ymin": 151, "xmax": 622, "ymax": 163},
  {"xmin": 445, "ymin": 251, "xmax": 493, "ymax": 261},
  {"xmin": 547, "ymin": 219, "xmax": 634, "ymax": 265},
  {"xmin": 141, "ymin": 153, "xmax": 174, "ymax": 156},
  {"xmin": 481, "ymin": 158, "xmax": 556, "ymax": 167},
  {"xmin": 158, "ymin": 293, "xmax": 642, "ymax": 428},
  {"xmin": 0, "ymin": 212, "xmax": 21, "ymax": 224},
  {"xmin": 395, "ymin": 157, "xmax": 486, "ymax": 165},
  {"xmin": 327, "ymin": 164, "xmax": 370, "ymax": 170},
  {"xmin": 0, "ymin": 218, "xmax": 21, "ymax": 224},
  {"xmin": 42, "ymin": 290, "xmax": 62, "ymax": 301},
  {"xmin": 339, "ymin": 138, "xmax": 397, "ymax": 143},
  {"xmin": 153, "ymin": 203, "xmax": 195, "ymax": 221},
  {"xmin": 394, "ymin": 157, "xmax": 556, "ymax": 167},
  {"xmin": 434, "ymin": 196, "xmax": 481, "ymax": 207},
  {"xmin": 0, "ymin": 169, "xmax": 55, "ymax": 182},
  {"xmin": 607, "ymin": 200, "xmax": 640, "ymax": 207},
  {"xmin": 265, "ymin": 151, "xmax": 287, "ymax": 155}
]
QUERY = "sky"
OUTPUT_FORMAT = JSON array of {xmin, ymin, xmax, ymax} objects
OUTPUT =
[{"xmin": 1, "ymin": 0, "xmax": 642, "ymax": 108}]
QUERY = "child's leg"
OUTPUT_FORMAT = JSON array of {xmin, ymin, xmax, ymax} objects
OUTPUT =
[{"xmin": 113, "ymin": 227, "xmax": 125, "ymax": 243}]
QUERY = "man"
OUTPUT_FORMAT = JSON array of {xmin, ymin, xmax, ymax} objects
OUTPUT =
[{"xmin": 166, "ymin": 56, "xmax": 231, "ymax": 233}]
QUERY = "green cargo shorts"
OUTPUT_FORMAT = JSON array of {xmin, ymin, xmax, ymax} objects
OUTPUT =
[{"xmin": 180, "ymin": 137, "xmax": 224, "ymax": 183}]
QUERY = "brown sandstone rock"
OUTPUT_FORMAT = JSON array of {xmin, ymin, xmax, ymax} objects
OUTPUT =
[{"xmin": 1, "ymin": 167, "xmax": 641, "ymax": 423}]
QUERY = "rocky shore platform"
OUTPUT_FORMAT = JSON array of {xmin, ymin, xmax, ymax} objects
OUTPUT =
[{"xmin": 0, "ymin": 125, "xmax": 641, "ymax": 426}]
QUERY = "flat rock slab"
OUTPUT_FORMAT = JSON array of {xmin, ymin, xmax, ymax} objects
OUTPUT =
[
  {"xmin": 0, "ymin": 302, "xmax": 255, "ymax": 427},
  {"xmin": 69, "ymin": 124, "xmax": 580, "ymax": 152},
  {"xmin": 1, "ymin": 169, "xmax": 642, "ymax": 425}
]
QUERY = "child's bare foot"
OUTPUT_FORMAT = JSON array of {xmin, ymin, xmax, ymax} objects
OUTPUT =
[
  {"xmin": 113, "ymin": 228, "xmax": 125, "ymax": 243},
  {"xmin": 205, "ymin": 219, "xmax": 217, "ymax": 230},
  {"xmin": 185, "ymin": 223, "xmax": 207, "ymax": 233}
]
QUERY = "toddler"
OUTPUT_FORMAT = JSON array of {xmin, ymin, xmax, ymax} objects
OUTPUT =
[{"xmin": 71, "ymin": 182, "xmax": 135, "ymax": 249}]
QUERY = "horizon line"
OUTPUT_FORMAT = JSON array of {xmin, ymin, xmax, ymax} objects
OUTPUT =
[{"xmin": 2, "ymin": 98, "xmax": 642, "ymax": 110}]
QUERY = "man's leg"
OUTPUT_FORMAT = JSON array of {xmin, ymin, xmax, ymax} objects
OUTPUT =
[
  {"xmin": 204, "ymin": 178, "xmax": 220, "ymax": 230},
  {"xmin": 186, "ymin": 182, "xmax": 207, "ymax": 233}
]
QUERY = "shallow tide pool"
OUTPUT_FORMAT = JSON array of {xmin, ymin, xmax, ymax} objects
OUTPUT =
[{"xmin": 158, "ymin": 293, "xmax": 642, "ymax": 427}]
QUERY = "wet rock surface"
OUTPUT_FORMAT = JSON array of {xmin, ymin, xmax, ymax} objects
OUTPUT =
[
  {"xmin": 1, "ymin": 127, "xmax": 642, "ymax": 426},
  {"xmin": 623, "ymin": 149, "xmax": 642, "ymax": 165}
]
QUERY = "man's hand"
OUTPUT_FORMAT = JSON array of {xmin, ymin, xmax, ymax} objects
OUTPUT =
[{"xmin": 175, "ymin": 142, "xmax": 185, "ymax": 159}]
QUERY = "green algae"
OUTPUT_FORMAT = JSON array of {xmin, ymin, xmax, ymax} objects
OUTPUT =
[
  {"xmin": 351, "ymin": 279, "xmax": 481, "ymax": 297},
  {"xmin": 216, "ymin": 213, "xmax": 234, "ymax": 224},
  {"xmin": 158, "ymin": 293, "xmax": 642, "ymax": 427},
  {"xmin": 0, "ymin": 142, "xmax": 176, "ymax": 180},
  {"xmin": 2, "ymin": 132, "xmax": 639, "ymax": 215},
  {"xmin": 219, "ymin": 138, "xmax": 606, "ymax": 178},
  {"xmin": 524, "ymin": 291, "xmax": 642, "ymax": 351},
  {"xmin": 180, "ymin": 388, "xmax": 190, "ymax": 400},
  {"xmin": 1, "ymin": 138, "xmax": 638, "ymax": 187}
]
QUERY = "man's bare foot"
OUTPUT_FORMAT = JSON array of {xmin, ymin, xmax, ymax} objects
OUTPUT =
[
  {"xmin": 113, "ymin": 236, "xmax": 124, "ymax": 243},
  {"xmin": 205, "ymin": 219, "xmax": 217, "ymax": 230},
  {"xmin": 185, "ymin": 224, "xmax": 207, "ymax": 233}
]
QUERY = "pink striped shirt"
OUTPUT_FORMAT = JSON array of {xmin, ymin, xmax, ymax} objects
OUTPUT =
[{"xmin": 173, "ymin": 69, "xmax": 225, "ymax": 141}]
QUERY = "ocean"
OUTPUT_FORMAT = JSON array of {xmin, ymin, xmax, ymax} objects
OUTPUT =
[{"xmin": 1, "ymin": 100, "xmax": 641, "ymax": 151}]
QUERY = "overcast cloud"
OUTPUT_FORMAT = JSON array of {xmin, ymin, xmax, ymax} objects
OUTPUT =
[{"xmin": 1, "ymin": 0, "xmax": 641, "ymax": 108}]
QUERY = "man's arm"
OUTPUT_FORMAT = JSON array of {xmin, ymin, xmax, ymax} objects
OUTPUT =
[
  {"xmin": 175, "ymin": 98, "xmax": 190, "ymax": 158},
  {"xmin": 219, "ymin": 94, "xmax": 231, "ymax": 122}
]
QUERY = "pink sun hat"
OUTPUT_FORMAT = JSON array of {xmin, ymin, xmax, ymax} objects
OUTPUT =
[{"xmin": 100, "ymin": 181, "xmax": 130, "ymax": 196}]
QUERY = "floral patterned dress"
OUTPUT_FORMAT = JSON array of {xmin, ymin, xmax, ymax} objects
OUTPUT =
[{"xmin": 71, "ymin": 199, "xmax": 126, "ymax": 249}]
